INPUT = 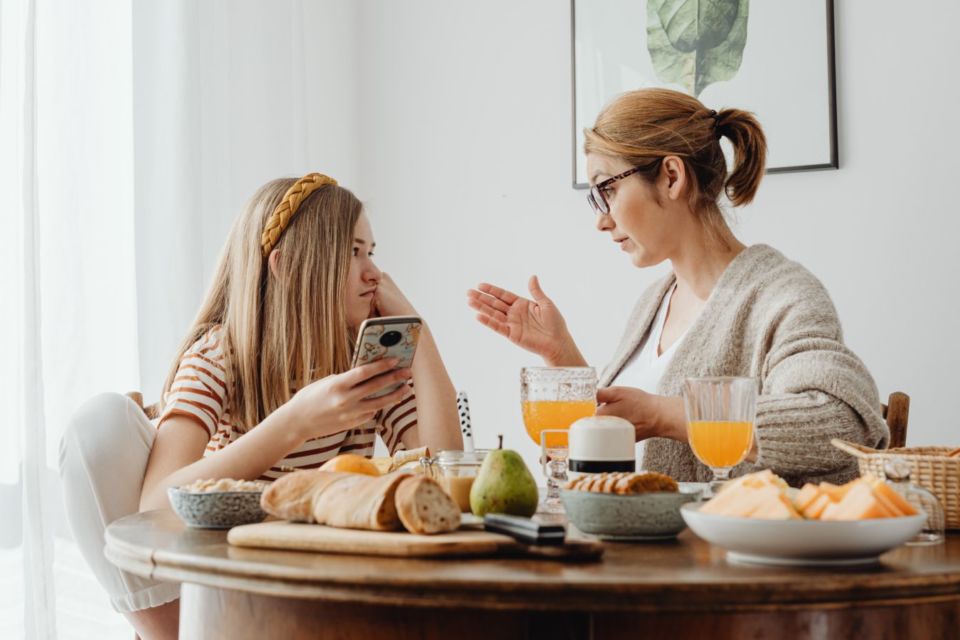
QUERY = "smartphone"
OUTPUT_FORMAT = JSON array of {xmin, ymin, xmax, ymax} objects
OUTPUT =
[{"xmin": 351, "ymin": 315, "xmax": 422, "ymax": 399}]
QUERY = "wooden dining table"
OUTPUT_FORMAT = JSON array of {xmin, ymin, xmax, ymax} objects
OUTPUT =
[{"xmin": 105, "ymin": 509, "xmax": 960, "ymax": 640}]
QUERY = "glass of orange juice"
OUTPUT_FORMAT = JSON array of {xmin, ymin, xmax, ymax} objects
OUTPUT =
[
  {"xmin": 521, "ymin": 367, "xmax": 597, "ymax": 512},
  {"xmin": 682, "ymin": 377, "xmax": 757, "ymax": 497},
  {"xmin": 520, "ymin": 367, "xmax": 597, "ymax": 444}
]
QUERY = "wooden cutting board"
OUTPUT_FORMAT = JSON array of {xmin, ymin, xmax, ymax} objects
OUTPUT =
[{"xmin": 227, "ymin": 520, "xmax": 603, "ymax": 562}]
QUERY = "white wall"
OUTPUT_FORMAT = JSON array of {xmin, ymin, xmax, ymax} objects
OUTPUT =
[
  {"xmin": 355, "ymin": 0, "xmax": 960, "ymax": 470},
  {"xmin": 133, "ymin": 0, "xmax": 361, "ymax": 399}
]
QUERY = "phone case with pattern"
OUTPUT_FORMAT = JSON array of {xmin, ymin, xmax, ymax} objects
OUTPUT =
[{"xmin": 352, "ymin": 317, "xmax": 421, "ymax": 399}]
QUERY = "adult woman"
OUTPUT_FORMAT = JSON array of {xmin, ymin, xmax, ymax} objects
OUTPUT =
[
  {"xmin": 468, "ymin": 89, "xmax": 886, "ymax": 487},
  {"xmin": 60, "ymin": 173, "xmax": 462, "ymax": 639}
]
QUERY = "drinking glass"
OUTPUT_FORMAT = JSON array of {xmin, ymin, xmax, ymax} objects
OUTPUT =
[
  {"xmin": 540, "ymin": 429, "xmax": 569, "ymax": 515},
  {"xmin": 520, "ymin": 367, "xmax": 597, "ymax": 446},
  {"xmin": 682, "ymin": 377, "xmax": 757, "ymax": 497},
  {"xmin": 884, "ymin": 458, "xmax": 945, "ymax": 546},
  {"xmin": 521, "ymin": 367, "xmax": 596, "ymax": 513}
]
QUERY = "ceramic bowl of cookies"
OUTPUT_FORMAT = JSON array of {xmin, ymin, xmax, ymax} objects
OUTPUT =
[
  {"xmin": 561, "ymin": 472, "xmax": 702, "ymax": 541},
  {"xmin": 168, "ymin": 478, "xmax": 269, "ymax": 529}
]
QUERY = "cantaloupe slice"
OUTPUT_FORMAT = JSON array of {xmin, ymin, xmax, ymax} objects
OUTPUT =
[
  {"xmin": 802, "ymin": 493, "xmax": 836, "ymax": 519},
  {"xmin": 703, "ymin": 471, "xmax": 780, "ymax": 514},
  {"xmin": 820, "ymin": 481, "xmax": 896, "ymax": 520},
  {"xmin": 867, "ymin": 478, "xmax": 918, "ymax": 516},
  {"xmin": 794, "ymin": 483, "xmax": 821, "ymax": 512},
  {"xmin": 819, "ymin": 481, "xmax": 854, "ymax": 501},
  {"xmin": 750, "ymin": 493, "xmax": 802, "ymax": 520},
  {"xmin": 701, "ymin": 485, "xmax": 777, "ymax": 517},
  {"xmin": 702, "ymin": 480, "xmax": 800, "ymax": 520}
]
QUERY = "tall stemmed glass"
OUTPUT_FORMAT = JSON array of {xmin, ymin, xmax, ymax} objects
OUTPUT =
[
  {"xmin": 682, "ymin": 377, "xmax": 757, "ymax": 498},
  {"xmin": 520, "ymin": 367, "xmax": 597, "ymax": 513}
]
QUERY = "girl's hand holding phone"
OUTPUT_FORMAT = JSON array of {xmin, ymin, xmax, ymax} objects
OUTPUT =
[{"xmin": 282, "ymin": 358, "xmax": 412, "ymax": 441}]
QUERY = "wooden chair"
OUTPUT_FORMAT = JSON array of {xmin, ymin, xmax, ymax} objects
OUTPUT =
[
  {"xmin": 882, "ymin": 391, "xmax": 910, "ymax": 449},
  {"xmin": 126, "ymin": 391, "xmax": 160, "ymax": 420}
]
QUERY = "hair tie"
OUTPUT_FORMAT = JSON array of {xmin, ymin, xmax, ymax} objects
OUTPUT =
[
  {"xmin": 707, "ymin": 109, "xmax": 722, "ymax": 139},
  {"xmin": 260, "ymin": 172, "xmax": 338, "ymax": 257}
]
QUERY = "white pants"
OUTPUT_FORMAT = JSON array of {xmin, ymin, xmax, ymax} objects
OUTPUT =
[{"xmin": 59, "ymin": 392, "xmax": 180, "ymax": 613}]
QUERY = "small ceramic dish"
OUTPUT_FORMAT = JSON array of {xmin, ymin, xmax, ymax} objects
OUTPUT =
[
  {"xmin": 168, "ymin": 486, "xmax": 267, "ymax": 529},
  {"xmin": 561, "ymin": 483, "xmax": 702, "ymax": 540}
]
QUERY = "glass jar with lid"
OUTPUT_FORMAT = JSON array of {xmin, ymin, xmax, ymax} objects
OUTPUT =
[
  {"xmin": 422, "ymin": 450, "xmax": 489, "ymax": 513},
  {"xmin": 884, "ymin": 457, "xmax": 945, "ymax": 546}
]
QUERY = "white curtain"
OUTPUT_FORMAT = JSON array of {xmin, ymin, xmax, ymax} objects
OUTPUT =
[
  {"xmin": 0, "ymin": 0, "xmax": 359, "ymax": 637},
  {"xmin": 1, "ymin": 0, "xmax": 139, "ymax": 637}
]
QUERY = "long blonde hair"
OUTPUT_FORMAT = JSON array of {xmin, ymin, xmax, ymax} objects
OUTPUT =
[
  {"xmin": 584, "ymin": 88, "xmax": 767, "ymax": 239},
  {"xmin": 162, "ymin": 178, "xmax": 362, "ymax": 431}
]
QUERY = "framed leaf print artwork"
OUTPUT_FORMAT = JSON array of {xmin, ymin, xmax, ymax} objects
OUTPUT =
[{"xmin": 571, "ymin": 0, "xmax": 837, "ymax": 188}]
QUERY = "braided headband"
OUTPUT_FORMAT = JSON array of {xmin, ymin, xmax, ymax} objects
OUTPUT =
[{"xmin": 260, "ymin": 172, "xmax": 338, "ymax": 257}]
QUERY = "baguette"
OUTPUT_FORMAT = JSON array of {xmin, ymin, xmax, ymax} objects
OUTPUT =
[
  {"xmin": 391, "ymin": 446, "xmax": 430, "ymax": 471},
  {"xmin": 260, "ymin": 470, "xmax": 352, "ymax": 522},
  {"xmin": 394, "ymin": 476, "xmax": 461, "ymax": 534},
  {"xmin": 311, "ymin": 471, "xmax": 411, "ymax": 531}
]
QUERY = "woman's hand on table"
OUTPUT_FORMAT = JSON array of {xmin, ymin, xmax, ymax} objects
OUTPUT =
[
  {"xmin": 596, "ymin": 386, "xmax": 687, "ymax": 442},
  {"xmin": 467, "ymin": 276, "xmax": 586, "ymax": 366}
]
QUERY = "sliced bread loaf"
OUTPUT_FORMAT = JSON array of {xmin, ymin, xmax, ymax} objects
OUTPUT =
[{"xmin": 395, "ymin": 476, "xmax": 461, "ymax": 534}]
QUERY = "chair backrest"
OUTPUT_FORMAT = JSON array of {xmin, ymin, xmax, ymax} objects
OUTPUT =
[
  {"xmin": 126, "ymin": 391, "xmax": 160, "ymax": 420},
  {"xmin": 881, "ymin": 391, "xmax": 910, "ymax": 449}
]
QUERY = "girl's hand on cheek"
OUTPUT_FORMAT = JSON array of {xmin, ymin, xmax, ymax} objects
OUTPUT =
[{"xmin": 374, "ymin": 273, "xmax": 418, "ymax": 317}]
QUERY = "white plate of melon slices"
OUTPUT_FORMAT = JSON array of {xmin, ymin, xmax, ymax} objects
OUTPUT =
[
  {"xmin": 681, "ymin": 504, "xmax": 926, "ymax": 566},
  {"xmin": 680, "ymin": 470, "xmax": 928, "ymax": 566}
]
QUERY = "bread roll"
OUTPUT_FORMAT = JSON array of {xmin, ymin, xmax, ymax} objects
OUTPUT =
[
  {"xmin": 260, "ymin": 470, "xmax": 351, "ymax": 522},
  {"xmin": 311, "ymin": 472, "xmax": 411, "ymax": 531},
  {"xmin": 394, "ymin": 476, "xmax": 461, "ymax": 534}
]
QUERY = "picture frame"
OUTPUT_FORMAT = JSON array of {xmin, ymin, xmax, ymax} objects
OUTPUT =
[{"xmin": 571, "ymin": 0, "xmax": 838, "ymax": 188}]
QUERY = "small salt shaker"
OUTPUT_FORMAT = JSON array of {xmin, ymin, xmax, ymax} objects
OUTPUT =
[{"xmin": 884, "ymin": 457, "xmax": 945, "ymax": 546}]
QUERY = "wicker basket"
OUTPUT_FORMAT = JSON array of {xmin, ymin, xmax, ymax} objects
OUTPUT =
[{"xmin": 832, "ymin": 439, "xmax": 960, "ymax": 529}]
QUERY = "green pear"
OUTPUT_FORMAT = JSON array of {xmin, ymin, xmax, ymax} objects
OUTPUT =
[{"xmin": 470, "ymin": 448, "xmax": 538, "ymax": 517}]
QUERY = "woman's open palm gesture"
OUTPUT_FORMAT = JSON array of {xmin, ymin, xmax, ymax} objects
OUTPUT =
[{"xmin": 467, "ymin": 276, "xmax": 577, "ymax": 363}]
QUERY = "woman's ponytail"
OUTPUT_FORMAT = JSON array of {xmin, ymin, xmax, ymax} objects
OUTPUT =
[{"xmin": 716, "ymin": 108, "xmax": 767, "ymax": 207}]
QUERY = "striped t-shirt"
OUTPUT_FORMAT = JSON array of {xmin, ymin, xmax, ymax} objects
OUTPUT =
[{"xmin": 158, "ymin": 327, "xmax": 418, "ymax": 480}]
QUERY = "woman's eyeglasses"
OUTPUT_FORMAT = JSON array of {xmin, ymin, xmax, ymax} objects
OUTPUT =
[{"xmin": 586, "ymin": 159, "xmax": 663, "ymax": 215}]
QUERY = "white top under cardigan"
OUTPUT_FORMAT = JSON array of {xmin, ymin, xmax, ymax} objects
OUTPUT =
[{"xmin": 612, "ymin": 283, "xmax": 686, "ymax": 466}]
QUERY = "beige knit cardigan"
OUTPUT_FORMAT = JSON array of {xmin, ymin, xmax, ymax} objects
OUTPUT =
[{"xmin": 600, "ymin": 244, "xmax": 888, "ymax": 486}]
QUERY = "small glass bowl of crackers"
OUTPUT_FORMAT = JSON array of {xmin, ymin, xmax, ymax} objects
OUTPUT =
[{"xmin": 561, "ymin": 471, "xmax": 702, "ymax": 541}]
